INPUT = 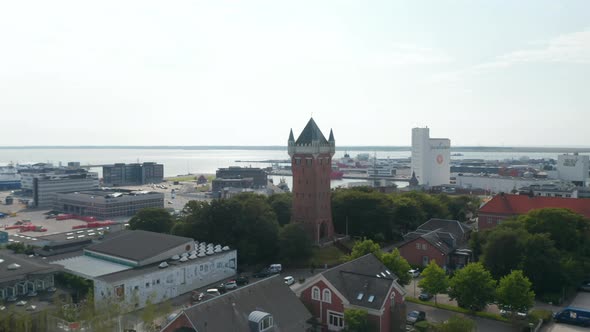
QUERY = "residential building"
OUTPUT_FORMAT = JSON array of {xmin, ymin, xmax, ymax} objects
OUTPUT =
[
  {"xmin": 398, "ymin": 219, "xmax": 473, "ymax": 270},
  {"xmin": 102, "ymin": 162, "xmax": 164, "ymax": 186},
  {"xmin": 49, "ymin": 230, "xmax": 237, "ymax": 311},
  {"xmin": 411, "ymin": 127, "xmax": 450, "ymax": 186},
  {"xmin": 53, "ymin": 189, "xmax": 164, "ymax": 219},
  {"xmin": 478, "ymin": 193, "xmax": 590, "ymax": 230},
  {"xmin": 296, "ymin": 253, "xmax": 406, "ymax": 332},
  {"xmin": 215, "ymin": 167, "xmax": 268, "ymax": 188},
  {"xmin": 288, "ymin": 118, "xmax": 336, "ymax": 244},
  {"xmin": 30, "ymin": 172, "xmax": 99, "ymax": 208},
  {"xmin": 162, "ymin": 275, "xmax": 312, "ymax": 332},
  {"xmin": 0, "ymin": 251, "xmax": 59, "ymax": 302},
  {"xmin": 518, "ymin": 182, "xmax": 590, "ymax": 199}
]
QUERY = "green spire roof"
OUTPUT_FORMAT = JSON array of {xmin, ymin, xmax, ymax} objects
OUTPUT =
[{"xmin": 295, "ymin": 118, "xmax": 329, "ymax": 145}]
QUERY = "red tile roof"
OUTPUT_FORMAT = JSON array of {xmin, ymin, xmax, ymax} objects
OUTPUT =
[{"xmin": 479, "ymin": 194, "xmax": 590, "ymax": 218}]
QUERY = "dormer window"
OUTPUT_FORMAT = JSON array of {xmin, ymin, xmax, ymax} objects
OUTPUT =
[
  {"xmin": 356, "ymin": 293, "xmax": 364, "ymax": 300},
  {"xmin": 368, "ymin": 295, "xmax": 375, "ymax": 303},
  {"xmin": 259, "ymin": 315, "xmax": 273, "ymax": 331}
]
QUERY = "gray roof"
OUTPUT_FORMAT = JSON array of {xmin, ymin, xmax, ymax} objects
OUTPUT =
[
  {"xmin": 177, "ymin": 275, "xmax": 312, "ymax": 332},
  {"xmin": 322, "ymin": 254, "xmax": 401, "ymax": 311},
  {"xmin": 0, "ymin": 251, "xmax": 61, "ymax": 284},
  {"xmin": 401, "ymin": 219, "xmax": 473, "ymax": 254},
  {"xmin": 85, "ymin": 230, "xmax": 193, "ymax": 262},
  {"xmin": 295, "ymin": 118, "xmax": 329, "ymax": 145}
]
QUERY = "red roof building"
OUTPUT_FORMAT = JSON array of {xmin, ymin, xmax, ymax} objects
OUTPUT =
[{"xmin": 478, "ymin": 193, "xmax": 590, "ymax": 230}]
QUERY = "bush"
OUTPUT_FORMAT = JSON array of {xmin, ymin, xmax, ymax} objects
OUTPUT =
[
  {"xmin": 414, "ymin": 320, "xmax": 429, "ymax": 332},
  {"xmin": 529, "ymin": 309, "xmax": 552, "ymax": 323},
  {"xmin": 540, "ymin": 292, "xmax": 562, "ymax": 305}
]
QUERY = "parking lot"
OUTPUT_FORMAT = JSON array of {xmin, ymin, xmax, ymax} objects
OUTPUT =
[{"xmin": 541, "ymin": 292, "xmax": 590, "ymax": 332}]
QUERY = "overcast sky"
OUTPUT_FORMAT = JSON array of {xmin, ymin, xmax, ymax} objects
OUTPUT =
[{"xmin": 1, "ymin": 1, "xmax": 589, "ymax": 147}]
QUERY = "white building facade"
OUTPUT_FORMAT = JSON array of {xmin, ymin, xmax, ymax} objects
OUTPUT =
[
  {"xmin": 557, "ymin": 153, "xmax": 589, "ymax": 186},
  {"xmin": 411, "ymin": 127, "xmax": 451, "ymax": 186}
]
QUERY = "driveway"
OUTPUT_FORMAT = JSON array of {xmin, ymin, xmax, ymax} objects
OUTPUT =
[
  {"xmin": 540, "ymin": 291, "xmax": 590, "ymax": 332},
  {"xmin": 407, "ymin": 302, "xmax": 519, "ymax": 332}
]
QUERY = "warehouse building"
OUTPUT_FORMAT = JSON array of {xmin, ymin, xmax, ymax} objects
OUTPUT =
[{"xmin": 53, "ymin": 189, "xmax": 164, "ymax": 219}]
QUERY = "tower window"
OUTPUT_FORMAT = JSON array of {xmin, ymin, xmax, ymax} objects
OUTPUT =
[{"xmin": 306, "ymin": 159, "xmax": 313, "ymax": 166}]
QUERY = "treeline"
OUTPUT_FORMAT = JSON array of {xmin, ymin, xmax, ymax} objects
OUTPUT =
[
  {"xmin": 129, "ymin": 193, "xmax": 311, "ymax": 267},
  {"xmin": 332, "ymin": 187, "xmax": 480, "ymax": 242},
  {"xmin": 472, "ymin": 208, "xmax": 590, "ymax": 302}
]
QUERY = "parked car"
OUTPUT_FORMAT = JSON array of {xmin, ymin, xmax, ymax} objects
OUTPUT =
[
  {"xmin": 253, "ymin": 269, "xmax": 272, "ymax": 278},
  {"xmin": 284, "ymin": 276, "xmax": 295, "ymax": 286},
  {"xmin": 554, "ymin": 307, "xmax": 590, "ymax": 327},
  {"xmin": 216, "ymin": 284, "xmax": 228, "ymax": 294},
  {"xmin": 45, "ymin": 287, "xmax": 57, "ymax": 293},
  {"xmin": 418, "ymin": 292, "xmax": 432, "ymax": 301},
  {"xmin": 206, "ymin": 289, "xmax": 221, "ymax": 297},
  {"xmin": 579, "ymin": 280, "xmax": 590, "ymax": 292},
  {"xmin": 0, "ymin": 306, "xmax": 6, "ymax": 311},
  {"xmin": 408, "ymin": 269, "xmax": 420, "ymax": 278},
  {"xmin": 27, "ymin": 291, "xmax": 38, "ymax": 297},
  {"xmin": 269, "ymin": 264, "xmax": 282, "ymax": 274},
  {"xmin": 499, "ymin": 306, "xmax": 527, "ymax": 319},
  {"xmin": 16, "ymin": 300, "xmax": 27, "ymax": 306},
  {"xmin": 236, "ymin": 276, "xmax": 249, "ymax": 286},
  {"xmin": 224, "ymin": 281, "xmax": 238, "ymax": 290},
  {"xmin": 406, "ymin": 310, "xmax": 426, "ymax": 325},
  {"xmin": 26, "ymin": 305, "xmax": 37, "ymax": 311},
  {"xmin": 6, "ymin": 296, "xmax": 17, "ymax": 302}
]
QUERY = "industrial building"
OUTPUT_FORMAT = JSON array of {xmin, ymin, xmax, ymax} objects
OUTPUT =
[
  {"xmin": 27, "ymin": 172, "xmax": 99, "ymax": 208},
  {"xmin": 49, "ymin": 230, "xmax": 237, "ymax": 311},
  {"xmin": 411, "ymin": 127, "xmax": 451, "ymax": 186},
  {"xmin": 53, "ymin": 189, "xmax": 164, "ymax": 219},
  {"xmin": 0, "ymin": 251, "xmax": 59, "ymax": 302},
  {"xmin": 556, "ymin": 153, "xmax": 589, "ymax": 186},
  {"xmin": 215, "ymin": 167, "xmax": 268, "ymax": 188},
  {"xmin": 102, "ymin": 162, "xmax": 164, "ymax": 187}
]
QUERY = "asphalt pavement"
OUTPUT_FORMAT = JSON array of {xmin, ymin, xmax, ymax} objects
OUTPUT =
[{"xmin": 406, "ymin": 302, "xmax": 519, "ymax": 332}]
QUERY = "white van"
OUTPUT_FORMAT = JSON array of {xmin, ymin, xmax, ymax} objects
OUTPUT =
[{"xmin": 269, "ymin": 264, "xmax": 282, "ymax": 273}]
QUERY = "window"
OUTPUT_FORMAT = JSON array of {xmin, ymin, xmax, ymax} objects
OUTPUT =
[
  {"xmin": 356, "ymin": 293, "xmax": 364, "ymax": 300},
  {"xmin": 421, "ymin": 243, "xmax": 428, "ymax": 250},
  {"xmin": 259, "ymin": 316, "xmax": 273, "ymax": 331},
  {"xmin": 322, "ymin": 289, "xmax": 332, "ymax": 303},
  {"xmin": 306, "ymin": 159, "xmax": 313, "ymax": 166},
  {"xmin": 368, "ymin": 295, "xmax": 375, "ymax": 303},
  {"xmin": 145, "ymin": 282, "xmax": 149, "ymax": 288},
  {"xmin": 311, "ymin": 286, "xmax": 320, "ymax": 301},
  {"xmin": 415, "ymin": 243, "xmax": 420, "ymax": 249},
  {"xmin": 328, "ymin": 311, "xmax": 344, "ymax": 330}
]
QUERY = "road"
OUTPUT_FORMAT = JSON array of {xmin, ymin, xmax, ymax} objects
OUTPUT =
[
  {"xmin": 540, "ymin": 292, "xmax": 590, "ymax": 332},
  {"xmin": 406, "ymin": 302, "xmax": 519, "ymax": 332}
]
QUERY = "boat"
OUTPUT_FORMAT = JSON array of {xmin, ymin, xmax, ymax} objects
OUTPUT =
[
  {"xmin": 0, "ymin": 166, "xmax": 21, "ymax": 190},
  {"xmin": 330, "ymin": 170, "xmax": 344, "ymax": 180},
  {"xmin": 277, "ymin": 178, "xmax": 290, "ymax": 192},
  {"xmin": 451, "ymin": 153, "xmax": 464, "ymax": 157}
]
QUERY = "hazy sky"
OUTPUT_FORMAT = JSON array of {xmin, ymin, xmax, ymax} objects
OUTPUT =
[{"xmin": 1, "ymin": 1, "xmax": 589, "ymax": 147}]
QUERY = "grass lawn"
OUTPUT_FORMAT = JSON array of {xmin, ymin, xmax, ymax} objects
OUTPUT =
[
  {"xmin": 406, "ymin": 297, "xmax": 508, "ymax": 322},
  {"xmin": 308, "ymin": 246, "xmax": 346, "ymax": 267},
  {"xmin": 165, "ymin": 175, "xmax": 197, "ymax": 182}
]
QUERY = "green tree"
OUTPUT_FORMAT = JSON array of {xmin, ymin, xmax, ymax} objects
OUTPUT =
[
  {"xmin": 390, "ymin": 195, "xmax": 426, "ymax": 234},
  {"xmin": 449, "ymin": 262, "xmax": 496, "ymax": 311},
  {"xmin": 381, "ymin": 249, "xmax": 412, "ymax": 286},
  {"xmin": 348, "ymin": 239, "xmax": 382, "ymax": 261},
  {"xmin": 344, "ymin": 308, "xmax": 374, "ymax": 332},
  {"xmin": 496, "ymin": 270, "xmax": 535, "ymax": 316},
  {"xmin": 332, "ymin": 188, "xmax": 396, "ymax": 241},
  {"xmin": 268, "ymin": 193, "xmax": 292, "ymax": 226},
  {"xmin": 418, "ymin": 261, "xmax": 449, "ymax": 304},
  {"xmin": 141, "ymin": 293, "xmax": 158, "ymax": 331},
  {"xmin": 129, "ymin": 208, "xmax": 174, "ymax": 233},
  {"xmin": 278, "ymin": 223, "xmax": 313, "ymax": 264},
  {"xmin": 433, "ymin": 315, "xmax": 476, "ymax": 332},
  {"xmin": 521, "ymin": 234, "xmax": 564, "ymax": 295},
  {"xmin": 481, "ymin": 226, "xmax": 528, "ymax": 279},
  {"xmin": 521, "ymin": 208, "xmax": 590, "ymax": 254}
]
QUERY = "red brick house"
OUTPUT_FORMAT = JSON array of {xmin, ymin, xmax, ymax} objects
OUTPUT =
[
  {"xmin": 478, "ymin": 193, "xmax": 590, "ymax": 231},
  {"xmin": 398, "ymin": 219, "xmax": 473, "ymax": 270},
  {"xmin": 295, "ymin": 254, "xmax": 406, "ymax": 332}
]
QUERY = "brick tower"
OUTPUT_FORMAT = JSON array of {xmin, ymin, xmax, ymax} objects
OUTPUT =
[{"xmin": 288, "ymin": 118, "xmax": 336, "ymax": 245}]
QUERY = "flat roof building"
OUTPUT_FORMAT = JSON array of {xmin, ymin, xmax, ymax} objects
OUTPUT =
[
  {"xmin": 215, "ymin": 167, "xmax": 268, "ymax": 188},
  {"xmin": 0, "ymin": 251, "xmax": 60, "ymax": 301},
  {"xmin": 102, "ymin": 162, "xmax": 164, "ymax": 187},
  {"xmin": 54, "ymin": 189, "xmax": 164, "ymax": 219},
  {"xmin": 30, "ymin": 172, "xmax": 99, "ymax": 208},
  {"xmin": 49, "ymin": 230, "xmax": 237, "ymax": 312}
]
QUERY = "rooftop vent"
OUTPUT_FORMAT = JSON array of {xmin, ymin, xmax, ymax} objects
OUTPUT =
[
  {"xmin": 222, "ymin": 246, "xmax": 230, "ymax": 251},
  {"xmin": 171, "ymin": 255, "xmax": 180, "ymax": 261},
  {"xmin": 159, "ymin": 262, "xmax": 169, "ymax": 269},
  {"xmin": 179, "ymin": 257, "xmax": 188, "ymax": 263},
  {"xmin": 0, "ymin": 259, "xmax": 4, "ymax": 264}
]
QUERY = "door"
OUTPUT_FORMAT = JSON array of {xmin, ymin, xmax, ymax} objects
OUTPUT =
[{"xmin": 422, "ymin": 256, "xmax": 429, "ymax": 266}]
